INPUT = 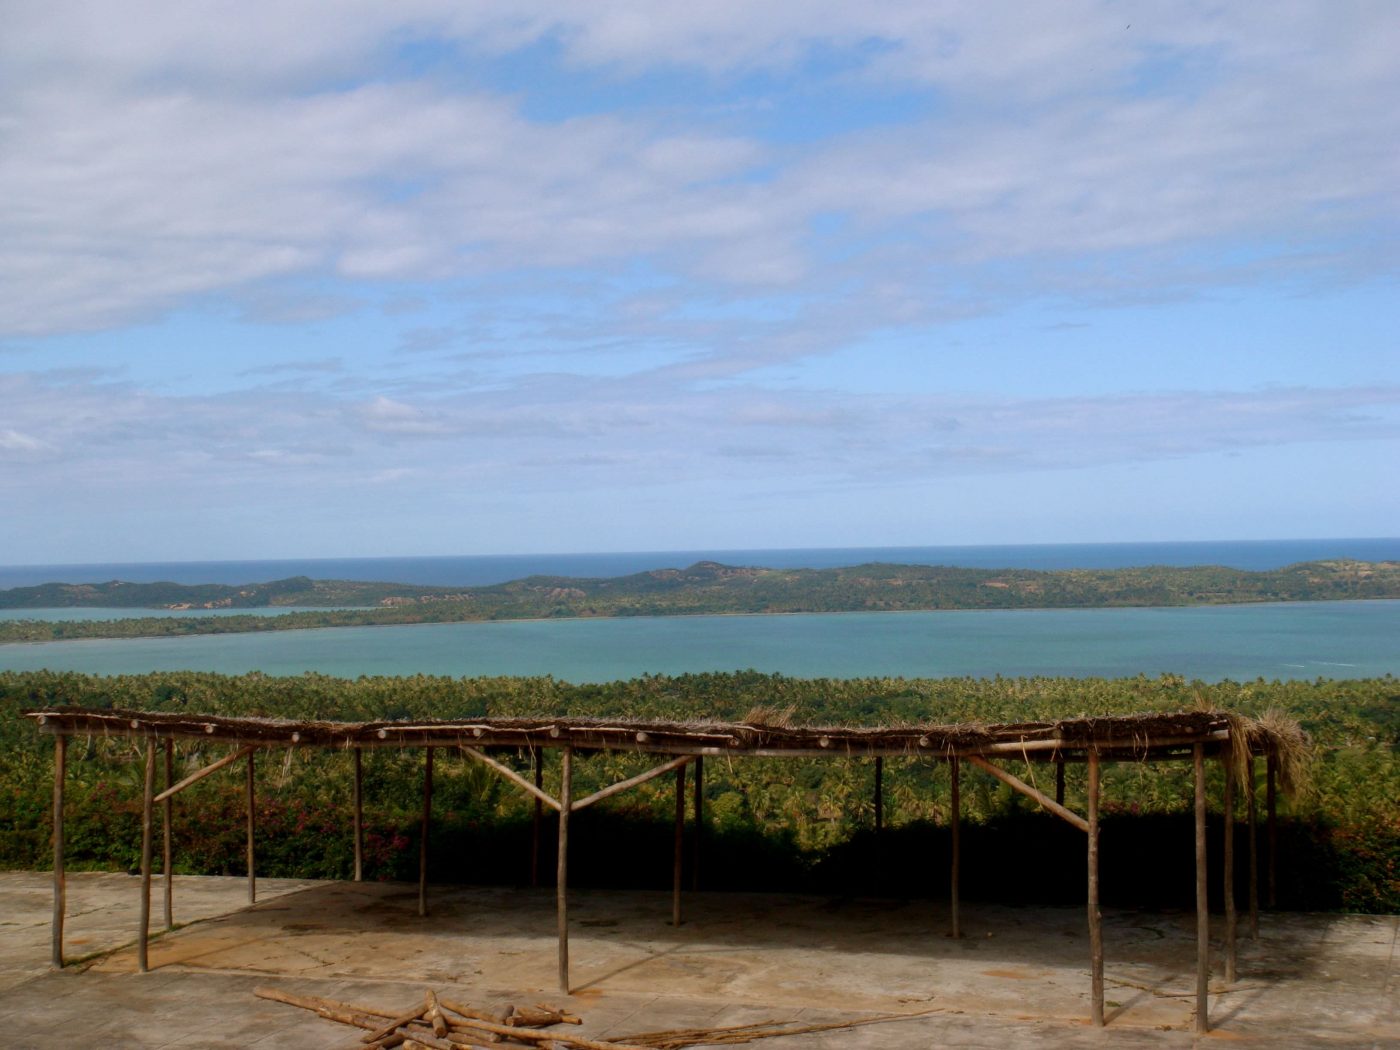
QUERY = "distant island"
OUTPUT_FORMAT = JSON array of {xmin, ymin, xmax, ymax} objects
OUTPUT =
[{"xmin": 1, "ymin": 559, "xmax": 1396, "ymax": 644}]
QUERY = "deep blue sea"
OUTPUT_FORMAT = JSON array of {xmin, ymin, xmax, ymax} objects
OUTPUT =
[
  {"xmin": 2, "ymin": 538, "xmax": 1397, "ymax": 589},
  {"xmin": 1, "ymin": 540, "xmax": 1396, "ymax": 683}
]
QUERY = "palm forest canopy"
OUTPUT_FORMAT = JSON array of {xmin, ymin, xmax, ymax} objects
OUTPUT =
[
  {"xmin": 2, "ymin": 670, "xmax": 1396, "ymax": 913},
  {"xmin": 1, "ymin": 559, "xmax": 1397, "ymax": 644}
]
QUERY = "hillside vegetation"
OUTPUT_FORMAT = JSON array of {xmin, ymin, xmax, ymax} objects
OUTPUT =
[
  {"xmin": 2, "ymin": 559, "xmax": 1397, "ymax": 644},
  {"xmin": 2, "ymin": 670, "xmax": 1395, "ymax": 912}
]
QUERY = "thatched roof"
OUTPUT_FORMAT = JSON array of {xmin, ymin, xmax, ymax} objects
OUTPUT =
[{"xmin": 22, "ymin": 706, "xmax": 1304, "ymax": 764}]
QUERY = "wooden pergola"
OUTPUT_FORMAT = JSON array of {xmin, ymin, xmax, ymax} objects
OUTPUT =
[{"xmin": 25, "ymin": 706, "xmax": 1303, "ymax": 1034}]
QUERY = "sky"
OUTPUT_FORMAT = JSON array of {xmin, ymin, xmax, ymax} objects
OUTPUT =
[{"xmin": 2, "ymin": 2, "xmax": 1397, "ymax": 564}]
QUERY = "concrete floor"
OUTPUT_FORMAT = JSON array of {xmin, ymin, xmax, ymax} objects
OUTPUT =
[{"xmin": 0, "ymin": 871, "xmax": 1395, "ymax": 1048}]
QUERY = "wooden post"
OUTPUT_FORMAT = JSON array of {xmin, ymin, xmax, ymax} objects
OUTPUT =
[
  {"xmin": 419, "ymin": 747, "xmax": 434, "ymax": 918},
  {"xmin": 1055, "ymin": 760, "xmax": 1066, "ymax": 806},
  {"xmin": 558, "ymin": 747, "xmax": 573, "ymax": 994},
  {"xmin": 874, "ymin": 756, "xmax": 884, "ymax": 834},
  {"xmin": 352, "ymin": 748, "xmax": 363, "ymax": 883},
  {"xmin": 672, "ymin": 761, "xmax": 686, "ymax": 927},
  {"xmin": 51, "ymin": 735, "xmax": 66, "ymax": 969},
  {"xmin": 1266, "ymin": 751, "xmax": 1277, "ymax": 909},
  {"xmin": 1193, "ymin": 743, "xmax": 1209, "ymax": 1034},
  {"xmin": 691, "ymin": 754, "xmax": 703, "ymax": 893},
  {"xmin": 246, "ymin": 751, "xmax": 256, "ymax": 905},
  {"xmin": 138, "ymin": 743, "xmax": 156, "ymax": 973},
  {"xmin": 949, "ymin": 756, "xmax": 961, "ymax": 939},
  {"xmin": 163, "ymin": 739, "xmax": 174, "ymax": 930},
  {"xmin": 1223, "ymin": 758, "xmax": 1237, "ymax": 983},
  {"xmin": 1246, "ymin": 755, "xmax": 1259, "ymax": 939},
  {"xmin": 1087, "ymin": 750, "xmax": 1103, "ymax": 1026},
  {"xmin": 532, "ymin": 749, "xmax": 543, "ymax": 889}
]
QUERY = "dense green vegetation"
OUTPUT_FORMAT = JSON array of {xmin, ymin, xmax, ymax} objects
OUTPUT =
[
  {"xmin": 2, "ymin": 559, "xmax": 1397, "ymax": 644},
  {"xmin": 2, "ymin": 671, "xmax": 1395, "ymax": 912}
]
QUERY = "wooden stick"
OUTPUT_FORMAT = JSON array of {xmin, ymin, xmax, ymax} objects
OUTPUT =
[
  {"xmin": 254, "ymin": 986, "xmax": 394, "ymax": 1029},
  {"xmin": 672, "ymin": 761, "xmax": 685, "ymax": 927},
  {"xmin": 438, "ymin": 1016, "xmax": 644, "ymax": 1050},
  {"xmin": 1266, "ymin": 751, "xmax": 1277, "ymax": 909},
  {"xmin": 353, "ymin": 747, "xmax": 364, "ymax": 883},
  {"xmin": 949, "ymin": 755, "xmax": 960, "ymax": 940},
  {"xmin": 426, "ymin": 990, "xmax": 449, "ymax": 1038},
  {"xmin": 138, "ymin": 742, "xmax": 156, "ymax": 973},
  {"xmin": 1223, "ymin": 757, "xmax": 1237, "ymax": 984},
  {"xmin": 163, "ymin": 738, "xmax": 174, "ymax": 930},
  {"xmin": 558, "ymin": 746, "xmax": 572, "ymax": 994},
  {"xmin": 246, "ymin": 750, "xmax": 256, "ymax": 905},
  {"xmin": 570, "ymin": 755, "xmax": 692, "ymax": 813},
  {"xmin": 874, "ymin": 755, "xmax": 883, "ymax": 834},
  {"xmin": 440, "ymin": 999, "xmax": 512, "ymax": 1026},
  {"xmin": 420, "ymin": 747, "xmax": 434, "ymax": 918},
  {"xmin": 364, "ymin": 1000, "xmax": 430, "ymax": 1043},
  {"xmin": 963, "ymin": 754, "xmax": 1090, "ymax": 833},
  {"xmin": 1087, "ymin": 750, "xmax": 1103, "ymax": 1026},
  {"xmin": 691, "ymin": 755, "xmax": 703, "ymax": 893},
  {"xmin": 532, "ymin": 749, "xmax": 543, "ymax": 888},
  {"xmin": 461, "ymin": 746, "xmax": 560, "ymax": 812},
  {"xmin": 51, "ymin": 734, "xmax": 65, "ymax": 969},
  {"xmin": 1246, "ymin": 754, "xmax": 1259, "ymax": 939},
  {"xmin": 153, "ymin": 745, "xmax": 255, "ymax": 803},
  {"xmin": 1193, "ymin": 743, "xmax": 1209, "ymax": 1035}
]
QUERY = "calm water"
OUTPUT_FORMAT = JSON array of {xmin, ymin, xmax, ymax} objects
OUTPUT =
[
  {"xmin": 2, "ymin": 538, "xmax": 1397, "ymax": 589},
  {"xmin": 2, "ymin": 601, "xmax": 1395, "ymax": 683}
]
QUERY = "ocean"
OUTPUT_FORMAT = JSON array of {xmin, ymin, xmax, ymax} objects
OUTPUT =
[
  {"xmin": 1, "ymin": 537, "xmax": 1397, "ymax": 589},
  {"xmin": 2, "ymin": 540, "xmax": 1396, "ymax": 683}
]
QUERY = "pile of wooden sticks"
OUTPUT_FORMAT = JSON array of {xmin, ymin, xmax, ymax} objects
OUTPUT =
[{"xmin": 255, "ymin": 986, "xmax": 936, "ymax": 1049}]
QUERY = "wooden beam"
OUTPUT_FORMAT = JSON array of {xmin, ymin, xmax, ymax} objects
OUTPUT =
[
  {"xmin": 419, "ymin": 747, "xmax": 434, "ymax": 918},
  {"xmin": 1223, "ymin": 757, "xmax": 1237, "ymax": 984},
  {"xmin": 51, "ymin": 735, "xmax": 65, "ymax": 969},
  {"xmin": 1266, "ymin": 752, "xmax": 1277, "ymax": 909},
  {"xmin": 672, "ymin": 761, "xmax": 686, "ymax": 927},
  {"xmin": 162, "ymin": 739, "xmax": 174, "ymax": 930},
  {"xmin": 570, "ymin": 755, "xmax": 693, "ymax": 813},
  {"xmin": 963, "ymin": 754, "xmax": 1090, "ymax": 833},
  {"xmin": 691, "ymin": 754, "xmax": 703, "ymax": 893},
  {"xmin": 1194, "ymin": 743, "xmax": 1209, "ymax": 1035},
  {"xmin": 558, "ymin": 747, "xmax": 573, "ymax": 994},
  {"xmin": 352, "ymin": 747, "xmax": 363, "ymax": 883},
  {"xmin": 532, "ymin": 749, "xmax": 543, "ymax": 888},
  {"xmin": 138, "ymin": 744, "xmax": 156, "ymax": 973},
  {"xmin": 1087, "ymin": 750, "xmax": 1103, "ymax": 1027},
  {"xmin": 874, "ymin": 756, "xmax": 884, "ymax": 834},
  {"xmin": 153, "ymin": 745, "xmax": 256, "ymax": 803},
  {"xmin": 246, "ymin": 751, "xmax": 256, "ymax": 905},
  {"xmin": 460, "ymin": 746, "xmax": 561, "ymax": 811},
  {"xmin": 1246, "ymin": 755, "xmax": 1259, "ymax": 939},
  {"xmin": 949, "ymin": 755, "xmax": 960, "ymax": 940}
]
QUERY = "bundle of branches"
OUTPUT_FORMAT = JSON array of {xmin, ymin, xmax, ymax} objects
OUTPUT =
[{"xmin": 255, "ymin": 986, "xmax": 938, "ymax": 1049}]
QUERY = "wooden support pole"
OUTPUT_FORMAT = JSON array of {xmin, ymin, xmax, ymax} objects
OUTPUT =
[
  {"xmin": 1055, "ymin": 760, "xmax": 1066, "ymax": 807},
  {"xmin": 246, "ymin": 751, "xmax": 256, "ymax": 905},
  {"xmin": 691, "ymin": 754, "xmax": 703, "ymax": 893},
  {"xmin": 461, "ymin": 745, "xmax": 561, "ymax": 811},
  {"xmin": 1266, "ymin": 751, "xmax": 1277, "ymax": 909},
  {"xmin": 570, "ymin": 755, "xmax": 691, "ymax": 813},
  {"xmin": 558, "ymin": 747, "xmax": 573, "ymax": 994},
  {"xmin": 949, "ymin": 756, "xmax": 961, "ymax": 939},
  {"xmin": 874, "ymin": 756, "xmax": 884, "ymax": 834},
  {"xmin": 154, "ymin": 745, "xmax": 256, "ymax": 803},
  {"xmin": 1193, "ymin": 743, "xmax": 1209, "ymax": 1035},
  {"xmin": 964, "ymin": 754, "xmax": 1090, "ymax": 833},
  {"xmin": 1246, "ymin": 755, "xmax": 1259, "ymax": 939},
  {"xmin": 532, "ymin": 749, "xmax": 543, "ymax": 889},
  {"xmin": 1223, "ymin": 758, "xmax": 1237, "ymax": 984},
  {"xmin": 163, "ymin": 739, "xmax": 174, "ymax": 930},
  {"xmin": 51, "ymin": 735, "xmax": 65, "ymax": 969},
  {"xmin": 419, "ymin": 747, "xmax": 434, "ymax": 918},
  {"xmin": 1087, "ymin": 750, "xmax": 1103, "ymax": 1027},
  {"xmin": 672, "ymin": 761, "xmax": 686, "ymax": 927},
  {"xmin": 138, "ymin": 743, "xmax": 156, "ymax": 973},
  {"xmin": 352, "ymin": 747, "xmax": 363, "ymax": 883}
]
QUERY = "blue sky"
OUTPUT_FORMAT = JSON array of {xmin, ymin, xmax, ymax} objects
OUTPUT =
[{"xmin": 1, "ymin": 2, "xmax": 1397, "ymax": 564}]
